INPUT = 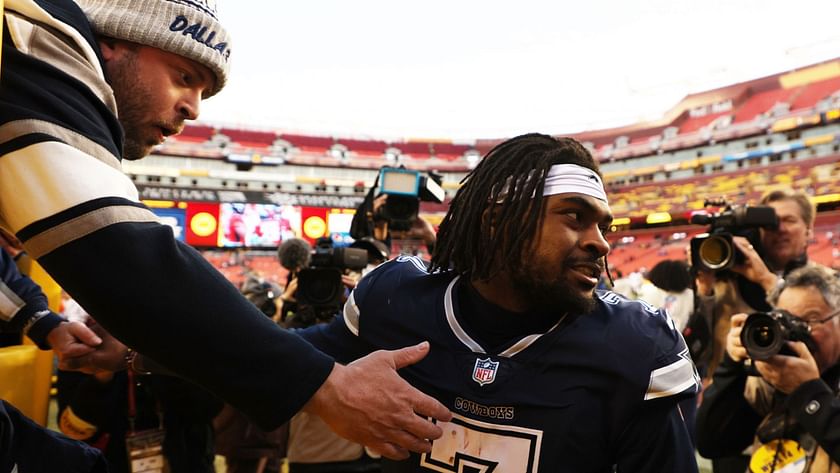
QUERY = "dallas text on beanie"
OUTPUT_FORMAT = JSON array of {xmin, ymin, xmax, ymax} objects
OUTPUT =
[{"xmin": 168, "ymin": 15, "xmax": 230, "ymax": 61}]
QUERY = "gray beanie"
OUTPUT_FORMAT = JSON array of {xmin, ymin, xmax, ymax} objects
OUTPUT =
[{"xmin": 79, "ymin": 0, "xmax": 231, "ymax": 97}]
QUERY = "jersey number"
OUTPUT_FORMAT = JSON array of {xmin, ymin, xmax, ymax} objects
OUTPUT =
[{"xmin": 420, "ymin": 414, "xmax": 543, "ymax": 473}]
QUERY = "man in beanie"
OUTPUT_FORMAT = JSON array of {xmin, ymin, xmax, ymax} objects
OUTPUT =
[{"xmin": 0, "ymin": 0, "xmax": 451, "ymax": 464}]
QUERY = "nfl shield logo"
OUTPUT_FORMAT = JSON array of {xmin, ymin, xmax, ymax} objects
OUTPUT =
[{"xmin": 472, "ymin": 357, "xmax": 499, "ymax": 386}]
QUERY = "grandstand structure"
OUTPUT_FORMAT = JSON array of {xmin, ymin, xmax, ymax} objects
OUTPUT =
[{"xmin": 128, "ymin": 57, "xmax": 840, "ymax": 278}]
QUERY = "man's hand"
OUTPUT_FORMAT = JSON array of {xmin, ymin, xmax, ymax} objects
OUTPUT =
[
  {"xmin": 726, "ymin": 313, "xmax": 749, "ymax": 363},
  {"xmin": 731, "ymin": 237, "xmax": 778, "ymax": 292},
  {"xmin": 59, "ymin": 321, "xmax": 129, "ymax": 374},
  {"xmin": 754, "ymin": 341, "xmax": 820, "ymax": 394},
  {"xmin": 341, "ymin": 274, "xmax": 358, "ymax": 290},
  {"xmin": 282, "ymin": 277, "xmax": 298, "ymax": 303},
  {"xmin": 46, "ymin": 321, "xmax": 102, "ymax": 362},
  {"xmin": 303, "ymin": 341, "xmax": 452, "ymax": 460}
]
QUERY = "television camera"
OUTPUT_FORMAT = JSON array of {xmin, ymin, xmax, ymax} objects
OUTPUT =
[
  {"xmin": 377, "ymin": 167, "xmax": 445, "ymax": 231},
  {"xmin": 690, "ymin": 199, "xmax": 779, "ymax": 272},
  {"xmin": 295, "ymin": 238, "xmax": 368, "ymax": 316},
  {"xmin": 351, "ymin": 167, "xmax": 445, "ymax": 238}
]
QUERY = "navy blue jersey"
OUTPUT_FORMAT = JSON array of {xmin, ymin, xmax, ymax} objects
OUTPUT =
[{"xmin": 301, "ymin": 256, "xmax": 700, "ymax": 472}]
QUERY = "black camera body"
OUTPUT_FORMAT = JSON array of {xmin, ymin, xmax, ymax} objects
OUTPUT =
[
  {"xmin": 296, "ymin": 239, "xmax": 368, "ymax": 312},
  {"xmin": 377, "ymin": 167, "xmax": 445, "ymax": 231},
  {"xmin": 740, "ymin": 309, "xmax": 816, "ymax": 360},
  {"xmin": 690, "ymin": 203, "xmax": 778, "ymax": 272}
]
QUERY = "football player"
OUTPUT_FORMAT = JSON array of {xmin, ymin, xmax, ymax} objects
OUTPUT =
[{"xmin": 301, "ymin": 133, "xmax": 700, "ymax": 472}]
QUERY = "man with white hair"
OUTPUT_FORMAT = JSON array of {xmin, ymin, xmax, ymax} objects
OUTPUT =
[{"xmin": 698, "ymin": 264, "xmax": 840, "ymax": 471}]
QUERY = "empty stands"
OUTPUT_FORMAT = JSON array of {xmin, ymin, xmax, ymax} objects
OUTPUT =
[
  {"xmin": 220, "ymin": 128, "xmax": 277, "ymax": 149},
  {"xmin": 733, "ymin": 88, "xmax": 800, "ymax": 123},
  {"xmin": 791, "ymin": 75, "xmax": 840, "ymax": 110}
]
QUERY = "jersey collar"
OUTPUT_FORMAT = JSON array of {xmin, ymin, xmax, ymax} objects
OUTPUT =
[{"xmin": 443, "ymin": 275, "xmax": 566, "ymax": 358}]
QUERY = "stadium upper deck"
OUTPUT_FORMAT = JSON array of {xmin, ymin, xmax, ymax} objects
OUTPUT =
[
  {"xmin": 133, "ymin": 57, "xmax": 840, "ymax": 274},
  {"xmin": 155, "ymin": 57, "xmax": 840, "ymax": 173},
  {"xmin": 132, "ymin": 57, "xmax": 840, "ymax": 227}
]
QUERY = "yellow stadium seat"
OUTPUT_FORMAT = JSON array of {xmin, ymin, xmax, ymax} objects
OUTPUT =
[
  {"xmin": 0, "ymin": 345, "xmax": 41, "ymax": 420},
  {"xmin": 18, "ymin": 260, "xmax": 59, "ymax": 427}
]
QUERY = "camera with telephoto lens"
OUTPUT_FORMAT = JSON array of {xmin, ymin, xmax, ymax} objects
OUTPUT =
[
  {"xmin": 690, "ymin": 200, "xmax": 779, "ymax": 272},
  {"xmin": 377, "ymin": 167, "xmax": 445, "ymax": 231},
  {"xmin": 740, "ymin": 309, "xmax": 816, "ymax": 360},
  {"xmin": 296, "ymin": 238, "xmax": 368, "ymax": 314}
]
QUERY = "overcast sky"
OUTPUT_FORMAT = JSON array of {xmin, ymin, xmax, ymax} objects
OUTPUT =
[{"xmin": 199, "ymin": 0, "xmax": 840, "ymax": 141}]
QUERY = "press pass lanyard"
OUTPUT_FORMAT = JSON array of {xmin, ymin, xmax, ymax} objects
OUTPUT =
[
  {"xmin": 127, "ymin": 368, "xmax": 138, "ymax": 433},
  {"xmin": 125, "ymin": 370, "xmax": 166, "ymax": 473}
]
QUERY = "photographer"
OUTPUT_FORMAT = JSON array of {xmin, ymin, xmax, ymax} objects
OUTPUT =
[
  {"xmin": 697, "ymin": 190, "xmax": 817, "ymax": 378},
  {"xmin": 696, "ymin": 265, "xmax": 840, "ymax": 472},
  {"xmin": 276, "ymin": 242, "xmax": 380, "ymax": 473}
]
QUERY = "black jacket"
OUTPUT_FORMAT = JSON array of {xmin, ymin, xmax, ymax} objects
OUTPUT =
[{"xmin": 697, "ymin": 354, "xmax": 840, "ymax": 467}]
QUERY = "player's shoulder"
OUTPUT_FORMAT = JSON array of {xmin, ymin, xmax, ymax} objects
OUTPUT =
[
  {"xmin": 360, "ymin": 254, "xmax": 429, "ymax": 284},
  {"xmin": 352, "ymin": 255, "xmax": 439, "ymax": 302},
  {"xmin": 343, "ymin": 255, "xmax": 449, "ymax": 338},
  {"xmin": 594, "ymin": 289, "xmax": 676, "ymax": 331},
  {"xmin": 593, "ymin": 289, "xmax": 682, "ymax": 347},
  {"xmin": 386, "ymin": 254, "xmax": 431, "ymax": 274},
  {"xmin": 592, "ymin": 290, "xmax": 699, "ymax": 401}
]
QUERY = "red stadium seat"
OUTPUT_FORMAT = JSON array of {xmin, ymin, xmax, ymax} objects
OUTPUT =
[
  {"xmin": 790, "ymin": 76, "xmax": 840, "ymax": 110},
  {"xmin": 733, "ymin": 88, "xmax": 800, "ymax": 123}
]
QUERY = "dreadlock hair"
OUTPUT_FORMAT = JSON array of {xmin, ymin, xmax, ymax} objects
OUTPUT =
[{"xmin": 430, "ymin": 133, "xmax": 601, "ymax": 279}]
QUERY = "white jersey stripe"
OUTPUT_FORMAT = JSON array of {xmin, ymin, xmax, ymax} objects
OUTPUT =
[
  {"xmin": 444, "ymin": 276, "xmax": 564, "ymax": 358},
  {"xmin": 342, "ymin": 291, "xmax": 361, "ymax": 336},
  {"xmin": 644, "ymin": 354, "xmax": 699, "ymax": 401},
  {"xmin": 0, "ymin": 281, "xmax": 25, "ymax": 322},
  {"xmin": 498, "ymin": 315, "xmax": 565, "ymax": 358},
  {"xmin": 443, "ymin": 276, "xmax": 485, "ymax": 354}
]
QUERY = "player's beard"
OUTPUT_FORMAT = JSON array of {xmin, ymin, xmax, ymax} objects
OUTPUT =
[
  {"xmin": 108, "ymin": 51, "xmax": 157, "ymax": 161},
  {"xmin": 509, "ymin": 254, "xmax": 603, "ymax": 317}
]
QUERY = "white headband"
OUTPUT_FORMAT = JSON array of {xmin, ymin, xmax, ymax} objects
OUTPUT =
[
  {"xmin": 493, "ymin": 164, "xmax": 608, "ymax": 204},
  {"xmin": 542, "ymin": 164, "xmax": 608, "ymax": 203}
]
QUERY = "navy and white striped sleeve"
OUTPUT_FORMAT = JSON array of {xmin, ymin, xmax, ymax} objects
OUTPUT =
[
  {"xmin": 0, "ymin": 248, "xmax": 64, "ymax": 348},
  {"xmin": 637, "ymin": 299, "xmax": 701, "ymax": 402}
]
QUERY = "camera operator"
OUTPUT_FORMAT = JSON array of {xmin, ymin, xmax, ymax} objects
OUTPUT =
[
  {"xmin": 696, "ymin": 265, "xmax": 840, "ymax": 472},
  {"xmin": 350, "ymin": 167, "xmax": 444, "ymax": 261},
  {"xmin": 698, "ymin": 190, "xmax": 818, "ymax": 378},
  {"xmin": 277, "ymin": 238, "xmax": 364, "ymax": 329},
  {"xmin": 371, "ymin": 194, "xmax": 437, "ymax": 256},
  {"xmin": 274, "ymin": 238, "xmax": 314, "ymax": 324},
  {"xmin": 275, "ymin": 241, "xmax": 380, "ymax": 472}
]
